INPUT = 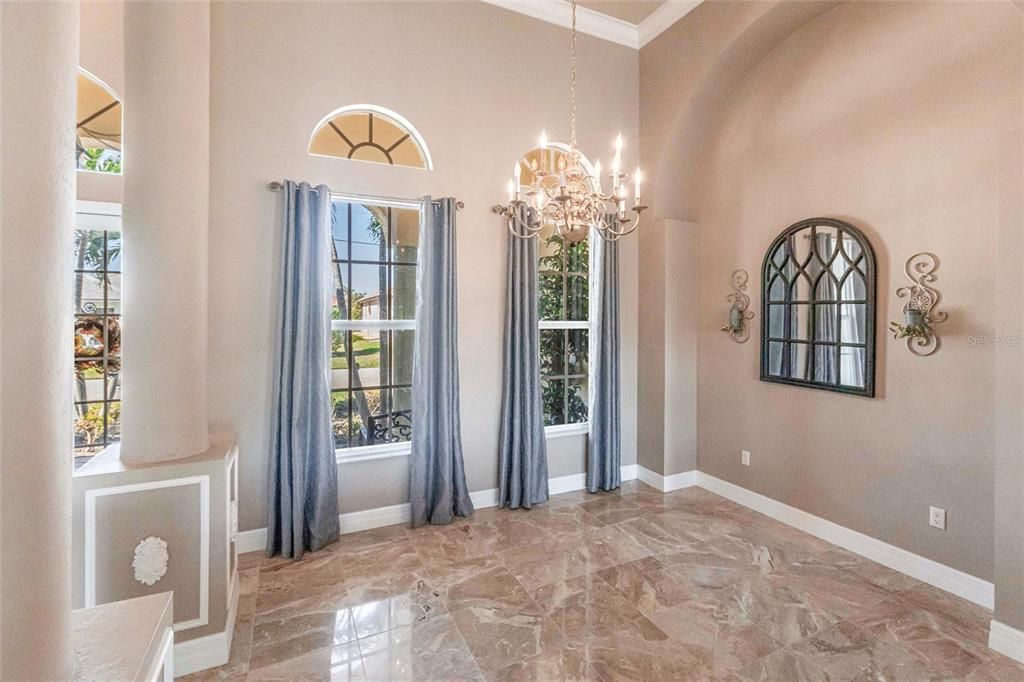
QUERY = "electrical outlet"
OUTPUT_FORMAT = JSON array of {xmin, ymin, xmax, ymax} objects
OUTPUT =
[
  {"xmin": 929, "ymin": 506, "xmax": 946, "ymax": 530},
  {"xmin": 741, "ymin": 450, "xmax": 751, "ymax": 466}
]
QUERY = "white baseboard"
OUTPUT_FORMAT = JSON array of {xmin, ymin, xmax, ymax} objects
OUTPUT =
[
  {"xmin": 174, "ymin": 572, "xmax": 239, "ymax": 677},
  {"xmin": 696, "ymin": 472, "xmax": 995, "ymax": 610},
  {"xmin": 470, "ymin": 487, "xmax": 499, "ymax": 508},
  {"xmin": 620, "ymin": 464, "xmax": 638, "ymax": 482},
  {"xmin": 236, "ymin": 464, "xmax": 640, "ymax": 555},
  {"xmin": 237, "ymin": 527, "xmax": 266, "ymax": 554},
  {"xmin": 549, "ymin": 472, "xmax": 586, "ymax": 495},
  {"xmin": 989, "ymin": 620, "xmax": 1024, "ymax": 664},
  {"xmin": 637, "ymin": 465, "xmax": 698, "ymax": 492},
  {"xmin": 339, "ymin": 501, "xmax": 411, "ymax": 534}
]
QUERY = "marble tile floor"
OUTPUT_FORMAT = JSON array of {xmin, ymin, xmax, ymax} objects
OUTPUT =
[{"xmin": 184, "ymin": 482, "xmax": 1024, "ymax": 681}]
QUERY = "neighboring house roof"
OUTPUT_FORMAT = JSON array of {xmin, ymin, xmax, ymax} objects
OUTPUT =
[{"xmin": 356, "ymin": 293, "xmax": 382, "ymax": 306}]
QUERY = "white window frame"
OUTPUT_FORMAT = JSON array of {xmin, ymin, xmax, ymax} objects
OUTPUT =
[
  {"xmin": 540, "ymin": 318, "xmax": 591, "ymax": 436},
  {"xmin": 72, "ymin": 201, "xmax": 123, "ymax": 465},
  {"xmin": 538, "ymin": 263, "xmax": 591, "ymax": 434},
  {"xmin": 331, "ymin": 196, "xmax": 419, "ymax": 464}
]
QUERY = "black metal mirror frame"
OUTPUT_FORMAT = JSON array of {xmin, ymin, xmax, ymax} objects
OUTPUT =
[{"xmin": 759, "ymin": 217, "xmax": 877, "ymax": 397}]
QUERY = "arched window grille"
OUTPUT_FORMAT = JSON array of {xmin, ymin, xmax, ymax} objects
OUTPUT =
[{"xmin": 309, "ymin": 105, "xmax": 432, "ymax": 170}]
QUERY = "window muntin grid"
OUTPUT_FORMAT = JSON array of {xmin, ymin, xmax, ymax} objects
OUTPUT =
[
  {"xmin": 73, "ymin": 229, "xmax": 122, "ymax": 468},
  {"xmin": 330, "ymin": 200, "xmax": 419, "ymax": 450},
  {"xmin": 538, "ymin": 226, "xmax": 589, "ymax": 426}
]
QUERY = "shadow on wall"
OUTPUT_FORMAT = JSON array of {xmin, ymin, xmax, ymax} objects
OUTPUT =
[{"xmin": 651, "ymin": 1, "xmax": 841, "ymax": 222}]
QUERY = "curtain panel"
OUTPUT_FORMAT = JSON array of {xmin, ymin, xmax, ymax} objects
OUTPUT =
[
  {"xmin": 409, "ymin": 197, "xmax": 474, "ymax": 526},
  {"xmin": 266, "ymin": 181, "xmax": 340, "ymax": 559},
  {"xmin": 587, "ymin": 230, "xmax": 621, "ymax": 492},
  {"xmin": 498, "ymin": 206, "xmax": 549, "ymax": 509}
]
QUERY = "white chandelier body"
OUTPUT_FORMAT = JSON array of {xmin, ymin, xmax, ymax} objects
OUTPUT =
[{"xmin": 494, "ymin": 0, "xmax": 646, "ymax": 243}]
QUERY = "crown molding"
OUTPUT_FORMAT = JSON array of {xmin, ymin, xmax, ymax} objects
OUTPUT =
[
  {"xmin": 482, "ymin": 0, "xmax": 638, "ymax": 48},
  {"xmin": 481, "ymin": 1, "xmax": 703, "ymax": 50},
  {"xmin": 638, "ymin": 1, "xmax": 704, "ymax": 47}
]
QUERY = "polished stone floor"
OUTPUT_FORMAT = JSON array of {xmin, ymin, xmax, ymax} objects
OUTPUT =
[{"xmin": 185, "ymin": 482, "xmax": 1024, "ymax": 681}]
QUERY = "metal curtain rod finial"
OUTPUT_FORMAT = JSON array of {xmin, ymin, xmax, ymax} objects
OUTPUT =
[{"xmin": 267, "ymin": 182, "xmax": 463, "ymax": 210}]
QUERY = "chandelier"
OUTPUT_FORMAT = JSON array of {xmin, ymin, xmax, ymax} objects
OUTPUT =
[{"xmin": 493, "ymin": 0, "xmax": 646, "ymax": 243}]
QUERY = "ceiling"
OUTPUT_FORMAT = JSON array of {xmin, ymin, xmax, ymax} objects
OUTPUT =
[
  {"xmin": 482, "ymin": 1, "xmax": 703, "ymax": 49},
  {"xmin": 577, "ymin": 1, "xmax": 666, "ymax": 25}
]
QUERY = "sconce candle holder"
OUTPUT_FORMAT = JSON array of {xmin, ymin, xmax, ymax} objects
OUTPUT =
[
  {"xmin": 890, "ymin": 253, "xmax": 947, "ymax": 356},
  {"xmin": 721, "ymin": 269, "xmax": 755, "ymax": 343}
]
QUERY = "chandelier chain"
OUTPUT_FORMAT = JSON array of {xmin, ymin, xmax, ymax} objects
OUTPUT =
[{"xmin": 570, "ymin": 0, "xmax": 577, "ymax": 154}]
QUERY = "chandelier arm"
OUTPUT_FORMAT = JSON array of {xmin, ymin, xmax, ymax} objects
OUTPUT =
[
  {"xmin": 596, "ymin": 214, "xmax": 642, "ymax": 240},
  {"xmin": 541, "ymin": 184, "xmax": 561, "ymax": 200},
  {"xmin": 593, "ymin": 228, "xmax": 623, "ymax": 243},
  {"xmin": 501, "ymin": 208, "xmax": 543, "ymax": 239}
]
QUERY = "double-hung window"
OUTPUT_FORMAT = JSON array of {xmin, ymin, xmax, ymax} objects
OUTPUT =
[
  {"xmin": 72, "ymin": 202, "xmax": 123, "ymax": 469},
  {"xmin": 329, "ymin": 199, "xmax": 419, "ymax": 457},
  {"xmin": 538, "ymin": 226, "xmax": 589, "ymax": 427}
]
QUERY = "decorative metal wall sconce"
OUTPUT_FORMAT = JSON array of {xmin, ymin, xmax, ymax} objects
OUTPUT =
[
  {"xmin": 721, "ymin": 269, "xmax": 755, "ymax": 343},
  {"xmin": 890, "ymin": 253, "xmax": 947, "ymax": 356}
]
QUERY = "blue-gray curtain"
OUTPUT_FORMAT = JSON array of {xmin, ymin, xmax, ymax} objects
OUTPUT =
[
  {"xmin": 498, "ymin": 206, "xmax": 549, "ymax": 509},
  {"xmin": 266, "ymin": 181, "xmax": 340, "ymax": 559},
  {"xmin": 814, "ymin": 232, "xmax": 839, "ymax": 384},
  {"xmin": 587, "ymin": 230, "xmax": 621, "ymax": 492},
  {"xmin": 410, "ymin": 197, "xmax": 474, "ymax": 526}
]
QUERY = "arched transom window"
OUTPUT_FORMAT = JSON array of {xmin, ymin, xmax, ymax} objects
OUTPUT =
[
  {"xmin": 309, "ymin": 105, "xmax": 432, "ymax": 170},
  {"xmin": 77, "ymin": 69, "xmax": 121, "ymax": 173}
]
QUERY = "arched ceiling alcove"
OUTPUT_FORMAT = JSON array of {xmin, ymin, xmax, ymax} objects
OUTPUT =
[{"xmin": 646, "ymin": 1, "xmax": 841, "ymax": 222}]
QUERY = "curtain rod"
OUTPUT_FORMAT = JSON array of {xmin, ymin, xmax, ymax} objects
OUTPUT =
[{"xmin": 267, "ymin": 181, "xmax": 463, "ymax": 210}]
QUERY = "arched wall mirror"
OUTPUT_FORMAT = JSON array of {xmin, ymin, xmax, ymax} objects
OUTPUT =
[{"xmin": 760, "ymin": 217, "xmax": 877, "ymax": 397}]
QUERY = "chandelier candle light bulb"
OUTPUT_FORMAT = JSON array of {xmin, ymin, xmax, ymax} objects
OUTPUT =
[{"xmin": 493, "ymin": 0, "xmax": 646, "ymax": 242}]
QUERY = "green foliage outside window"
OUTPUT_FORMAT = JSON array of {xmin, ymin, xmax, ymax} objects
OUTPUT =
[
  {"xmin": 539, "ymin": 232, "xmax": 589, "ymax": 426},
  {"xmin": 78, "ymin": 148, "xmax": 122, "ymax": 174}
]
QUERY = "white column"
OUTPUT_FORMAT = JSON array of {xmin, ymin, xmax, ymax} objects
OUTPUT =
[
  {"xmin": 0, "ymin": 2, "xmax": 78, "ymax": 678},
  {"xmin": 121, "ymin": 1, "xmax": 210, "ymax": 464}
]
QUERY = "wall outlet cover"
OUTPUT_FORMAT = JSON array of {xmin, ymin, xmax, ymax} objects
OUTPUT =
[
  {"xmin": 741, "ymin": 450, "xmax": 751, "ymax": 466},
  {"xmin": 929, "ymin": 506, "xmax": 946, "ymax": 530}
]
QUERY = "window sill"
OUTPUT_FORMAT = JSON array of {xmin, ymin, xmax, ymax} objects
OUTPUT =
[
  {"xmin": 336, "ymin": 441, "xmax": 412, "ymax": 464},
  {"xmin": 545, "ymin": 422, "xmax": 589, "ymax": 439},
  {"xmin": 334, "ymin": 423, "xmax": 590, "ymax": 463}
]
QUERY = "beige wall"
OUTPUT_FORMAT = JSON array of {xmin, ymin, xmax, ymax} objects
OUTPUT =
[
  {"xmin": 995, "ymin": 124, "xmax": 1024, "ymax": 629},
  {"xmin": 206, "ymin": 1, "xmax": 640, "ymax": 530},
  {"xmin": 638, "ymin": 0, "xmax": 840, "ymax": 476},
  {"xmin": 684, "ymin": 0, "xmax": 1022, "ymax": 582}
]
